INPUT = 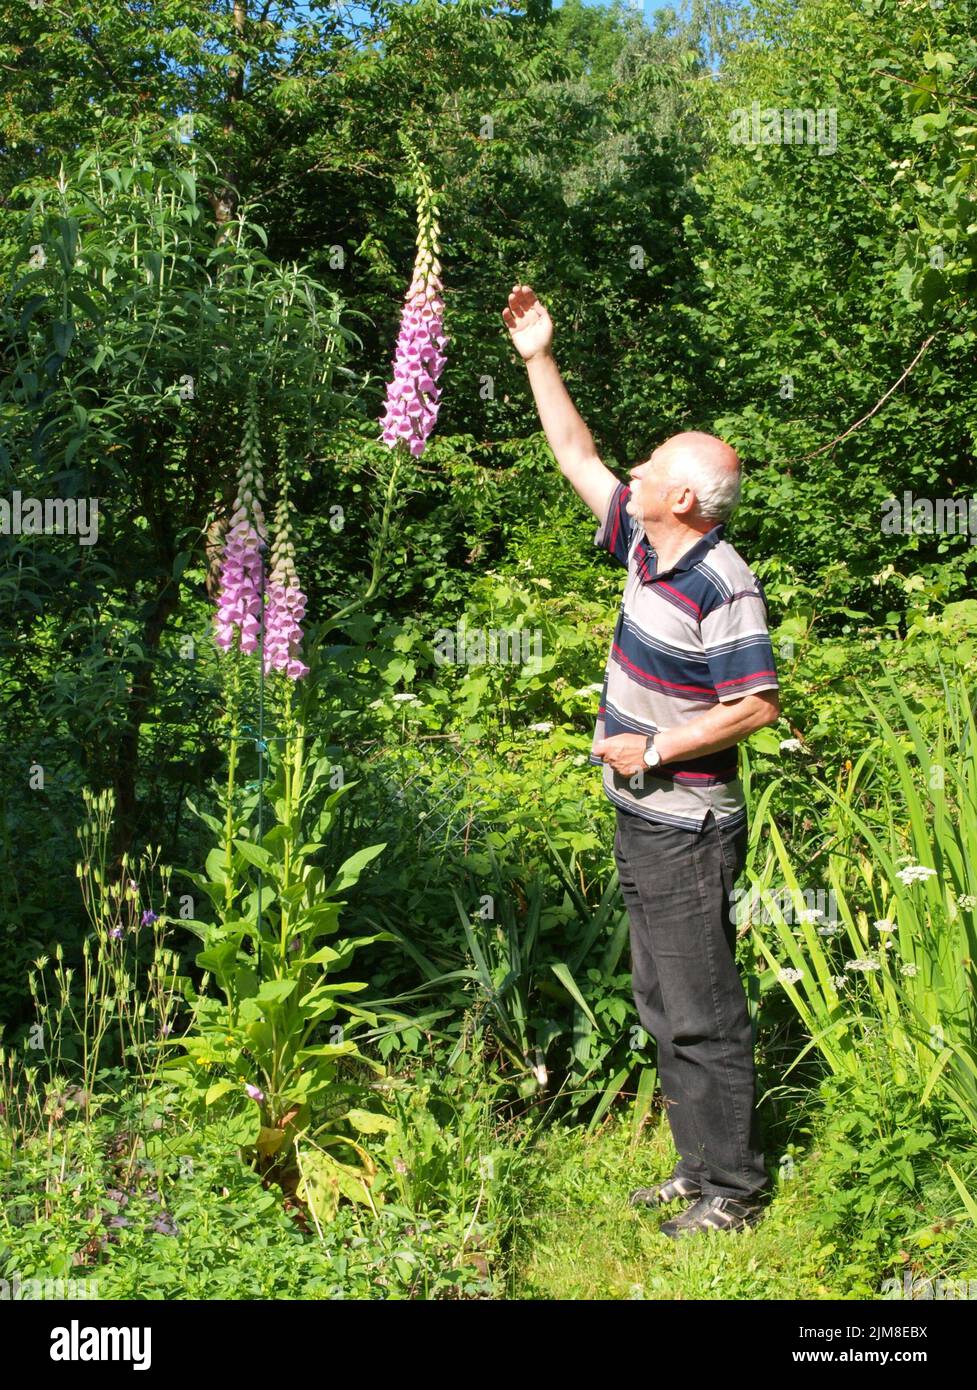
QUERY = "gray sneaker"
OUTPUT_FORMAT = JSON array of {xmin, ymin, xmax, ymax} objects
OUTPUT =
[
  {"xmin": 628, "ymin": 1175, "xmax": 703, "ymax": 1209},
  {"xmin": 659, "ymin": 1194, "xmax": 766, "ymax": 1238}
]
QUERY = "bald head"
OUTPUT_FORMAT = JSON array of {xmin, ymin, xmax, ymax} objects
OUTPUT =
[{"xmin": 657, "ymin": 431, "xmax": 741, "ymax": 524}]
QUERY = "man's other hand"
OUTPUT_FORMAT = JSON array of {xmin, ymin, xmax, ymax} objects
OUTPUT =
[{"xmin": 593, "ymin": 733, "xmax": 649, "ymax": 777}]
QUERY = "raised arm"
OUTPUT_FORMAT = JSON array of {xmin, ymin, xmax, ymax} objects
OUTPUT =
[{"xmin": 502, "ymin": 283, "xmax": 619, "ymax": 521}]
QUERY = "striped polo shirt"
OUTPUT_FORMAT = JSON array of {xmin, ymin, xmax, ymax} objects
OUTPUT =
[{"xmin": 589, "ymin": 481, "xmax": 779, "ymax": 830}]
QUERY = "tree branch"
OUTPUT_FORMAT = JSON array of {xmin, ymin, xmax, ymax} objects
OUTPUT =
[{"xmin": 797, "ymin": 330, "xmax": 939, "ymax": 461}]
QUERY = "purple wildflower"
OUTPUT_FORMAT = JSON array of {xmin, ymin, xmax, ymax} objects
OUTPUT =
[
  {"xmin": 141, "ymin": 909, "xmax": 158, "ymax": 927},
  {"xmin": 245, "ymin": 1083, "xmax": 265, "ymax": 1103},
  {"xmin": 214, "ymin": 507, "xmax": 265, "ymax": 653},
  {"xmin": 380, "ymin": 163, "xmax": 446, "ymax": 458},
  {"xmin": 262, "ymin": 494, "xmax": 309, "ymax": 681},
  {"xmin": 380, "ymin": 271, "xmax": 447, "ymax": 457},
  {"xmin": 109, "ymin": 925, "xmax": 123, "ymax": 940},
  {"xmin": 215, "ymin": 395, "xmax": 267, "ymax": 655}
]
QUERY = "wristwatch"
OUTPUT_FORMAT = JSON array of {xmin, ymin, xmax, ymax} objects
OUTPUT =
[{"xmin": 642, "ymin": 733, "xmax": 662, "ymax": 768}]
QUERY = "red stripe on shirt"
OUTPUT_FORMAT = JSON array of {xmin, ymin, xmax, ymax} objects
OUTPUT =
[
  {"xmin": 714, "ymin": 671, "xmax": 778, "ymax": 689},
  {"xmin": 612, "ymin": 644, "xmax": 715, "ymax": 696},
  {"xmin": 656, "ymin": 582, "xmax": 702, "ymax": 617}
]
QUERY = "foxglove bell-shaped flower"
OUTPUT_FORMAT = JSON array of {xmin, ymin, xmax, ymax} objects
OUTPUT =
[
  {"xmin": 380, "ymin": 153, "xmax": 447, "ymax": 458},
  {"xmin": 215, "ymin": 397, "xmax": 268, "ymax": 655},
  {"xmin": 262, "ymin": 493, "xmax": 309, "ymax": 681}
]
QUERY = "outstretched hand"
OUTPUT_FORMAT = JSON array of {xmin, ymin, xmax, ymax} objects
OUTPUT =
[{"xmin": 501, "ymin": 283, "xmax": 553, "ymax": 361}]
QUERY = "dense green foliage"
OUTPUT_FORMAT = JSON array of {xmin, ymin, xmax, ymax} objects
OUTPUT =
[{"xmin": 1, "ymin": 0, "xmax": 975, "ymax": 1300}]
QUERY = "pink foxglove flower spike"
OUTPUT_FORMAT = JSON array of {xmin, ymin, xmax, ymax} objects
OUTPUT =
[
  {"xmin": 380, "ymin": 143, "xmax": 447, "ymax": 458},
  {"xmin": 215, "ymin": 393, "xmax": 267, "ymax": 655},
  {"xmin": 263, "ymin": 492, "xmax": 309, "ymax": 681}
]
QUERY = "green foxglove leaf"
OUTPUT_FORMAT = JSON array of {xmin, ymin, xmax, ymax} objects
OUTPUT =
[
  {"xmin": 196, "ymin": 940, "xmax": 240, "ymax": 981},
  {"xmin": 255, "ymin": 978, "xmax": 297, "ymax": 1005},
  {"xmin": 204, "ymin": 848, "xmax": 228, "ymax": 885},
  {"xmin": 234, "ymin": 839, "xmax": 273, "ymax": 871}
]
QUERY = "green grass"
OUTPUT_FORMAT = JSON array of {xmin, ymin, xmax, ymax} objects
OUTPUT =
[
  {"xmin": 7, "ymin": 1084, "xmax": 977, "ymax": 1299},
  {"xmin": 505, "ymin": 1106, "xmax": 850, "ymax": 1301}
]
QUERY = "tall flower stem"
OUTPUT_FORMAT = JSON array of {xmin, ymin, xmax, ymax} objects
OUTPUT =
[
  {"xmin": 223, "ymin": 655, "xmax": 242, "ymax": 916},
  {"xmin": 279, "ymin": 681, "xmax": 296, "ymax": 970},
  {"xmin": 320, "ymin": 453, "xmax": 402, "ymax": 639}
]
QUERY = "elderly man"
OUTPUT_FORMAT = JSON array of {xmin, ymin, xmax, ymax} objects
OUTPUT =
[{"xmin": 503, "ymin": 284, "xmax": 780, "ymax": 1237}]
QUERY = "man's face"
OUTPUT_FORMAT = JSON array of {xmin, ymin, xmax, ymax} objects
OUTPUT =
[{"xmin": 625, "ymin": 445, "xmax": 681, "ymax": 527}]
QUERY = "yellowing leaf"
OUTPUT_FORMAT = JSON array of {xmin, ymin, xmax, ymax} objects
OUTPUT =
[
  {"xmin": 345, "ymin": 1107, "xmax": 397, "ymax": 1135},
  {"xmin": 256, "ymin": 1126, "xmax": 286, "ymax": 1160},
  {"xmin": 295, "ymin": 1148, "xmax": 341, "ymax": 1224}
]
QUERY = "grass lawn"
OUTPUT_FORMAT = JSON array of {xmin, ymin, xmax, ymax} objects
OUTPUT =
[{"xmin": 507, "ymin": 1108, "xmax": 854, "ymax": 1301}]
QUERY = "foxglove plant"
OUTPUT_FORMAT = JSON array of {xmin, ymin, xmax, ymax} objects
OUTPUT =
[
  {"xmin": 214, "ymin": 392, "xmax": 267, "ymax": 657},
  {"xmin": 379, "ymin": 142, "xmax": 447, "ymax": 457},
  {"xmin": 262, "ymin": 490, "xmax": 309, "ymax": 680},
  {"xmin": 214, "ymin": 389, "xmax": 310, "ymax": 682},
  {"xmin": 179, "ymin": 154, "xmax": 433, "ymax": 1220}
]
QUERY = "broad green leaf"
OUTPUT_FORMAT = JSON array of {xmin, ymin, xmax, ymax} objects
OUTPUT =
[
  {"xmin": 255, "ymin": 978, "xmax": 297, "ymax": 1005},
  {"xmin": 234, "ymin": 839, "xmax": 273, "ymax": 871},
  {"xmin": 324, "ymin": 843, "xmax": 386, "ymax": 897},
  {"xmin": 205, "ymin": 1080, "xmax": 236, "ymax": 1106}
]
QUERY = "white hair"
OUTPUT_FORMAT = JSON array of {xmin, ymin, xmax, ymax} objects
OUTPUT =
[{"xmin": 666, "ymin": 454, "xmax": 741, "ymax": 522}]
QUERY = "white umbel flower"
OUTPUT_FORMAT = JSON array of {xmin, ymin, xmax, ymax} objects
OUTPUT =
[{"xmin": 896, "ymin": 865, "xmax": 938, "ymax": 885}]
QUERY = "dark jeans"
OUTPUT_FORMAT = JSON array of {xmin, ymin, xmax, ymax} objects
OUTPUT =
[{"xmin": 613, "ymin": 805, "xmax": 768, "ymax": 1201}]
